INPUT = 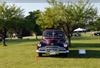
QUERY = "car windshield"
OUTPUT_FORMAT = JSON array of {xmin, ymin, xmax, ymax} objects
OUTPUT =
[{"xmin": 43, "ymin": 30, "xmax": 65, "ymax": 38}]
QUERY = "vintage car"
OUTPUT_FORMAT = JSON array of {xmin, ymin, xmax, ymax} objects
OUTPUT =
[
  {"xmin": 36, "ymin": 29, "xmax": 69, "ymax": 57},
  {"xmin": 94, "ymin": 32, "xmax": 100, "ymax": 36}
]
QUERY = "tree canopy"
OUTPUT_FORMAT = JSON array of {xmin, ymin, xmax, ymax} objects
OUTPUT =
[
  {"xmin": 0, "ymin": 3, "xmax": 24, "ymax": 46},
  {"xmin": 25, "ymin": 10, "xmax": 42, "ymax": 36},
  {"xmin": 37, "ymin": 0, "xmax": 97, "ymax": 46}
]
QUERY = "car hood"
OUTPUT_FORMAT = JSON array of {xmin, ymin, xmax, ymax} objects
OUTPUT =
[{"xmin": 42, "ymin": 38, "xmax": 65, "ymax": 45}]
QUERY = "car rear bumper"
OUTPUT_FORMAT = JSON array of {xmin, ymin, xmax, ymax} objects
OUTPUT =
[{"xmin": 36, "ymin": 50, "xmax": 69, "ymax": 53}]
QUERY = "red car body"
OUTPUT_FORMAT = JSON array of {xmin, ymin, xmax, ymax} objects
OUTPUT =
[{"xmin": 36, "ymin": 29, "xmax": 69, "ymax": 57}]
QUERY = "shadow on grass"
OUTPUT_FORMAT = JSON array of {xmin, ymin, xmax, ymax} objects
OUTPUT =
[
  {"xmin": 71, "ymin": 43, "xmax": 100, "ymax": 48},
  {"xmin": 67, "ymin": 50, "xmax": 100, "ymax": 58},
  {"xmin": 72, "ymin": 36, "xmax": 100, "ymax": 40},
  {"xmin": 38, "ymin": 43, "xmax": 100, "ymax": 58},
  {"xmin": 7, "ymin": 39, "xmax": 41, "ymax": 42},
  {"xmin": 4, "ymin": 39, "xmax": 41, "ymax": 45},
  {"xmin": 39, "ymin": 50, "xmax": 100, "ymax": 58}
]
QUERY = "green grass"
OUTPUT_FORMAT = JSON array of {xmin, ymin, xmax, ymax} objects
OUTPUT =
[{"xmin": 0, "ymin": 37, "xmax": 100, "ymax": 68}]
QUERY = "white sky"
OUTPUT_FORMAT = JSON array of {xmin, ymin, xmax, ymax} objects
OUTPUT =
[
  {"xmin": 7, "ymin": 3, "xmax": 100, "ymax": 16},
  {"xmin": 12, "ymin": 3, "xmax": 49, "ymax": 16}
]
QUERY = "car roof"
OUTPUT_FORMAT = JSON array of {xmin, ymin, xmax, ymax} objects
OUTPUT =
[
  {"xmin": 44, "ymin": 28, "xmax": 62, "ymax": 31},
  {"xmin": 43, "ymin": 29, "xmax": 64, "ymax": 35}
]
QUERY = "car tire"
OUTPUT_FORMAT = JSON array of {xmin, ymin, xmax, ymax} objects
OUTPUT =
[
  {"xmin": 63, "ymin": 53, "xmax": 68, "ymax": 57},
  {"xmin": 59, "ymin": 53, "xmax": 68, "ymax": 57},
  {"xmin": 38, "ymin": 53, "xmax": 42, "ymax": 57}
]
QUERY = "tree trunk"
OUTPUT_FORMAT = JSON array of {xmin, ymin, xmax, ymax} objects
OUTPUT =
[
  {"xmin": 35, "ymin": 33, "xmax": 38, "ymax": 40},
  {"xmin": 2, "ymin": 27, "xmax": 7, "ymax": 46},
  {"xmin": 17, "ymin": 30, "xmax": 23, "ymax": 39},
  {"xmin": 67, "ymin": 36, "xmax": 71, "ymax": 47},
  {"xmin": 2, "ymin": 37, "xmax": 7, "ymax": 46}
]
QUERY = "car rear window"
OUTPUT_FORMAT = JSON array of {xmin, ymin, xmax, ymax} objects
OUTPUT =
[{"xmin": 43, "ymin": 30, "xmax": 65, "ymax": 38}]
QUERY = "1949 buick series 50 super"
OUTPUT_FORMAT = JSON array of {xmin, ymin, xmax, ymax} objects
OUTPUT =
[{"xmin": 36, "ymin": 29, "xmax": 69, "ymax": 57}]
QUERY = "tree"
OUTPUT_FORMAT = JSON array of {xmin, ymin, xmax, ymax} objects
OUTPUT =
[
  {"xmin": 0, "ymin": 3, "xmax": 24, "ymax": 46},
  {"xmin": 25, "ymin": 10, "xmax": 42, "ymax": 39},
  {"xmin": 94, "ymin": 17, "xmax": 100, "ymax": 31},
  {"xmin": 89, "ymin": 17, "xmax": 100, "ymax": 31},
  {"xmin": 37, "ymin": 0, "xmax": 97, "ymax": 47}
]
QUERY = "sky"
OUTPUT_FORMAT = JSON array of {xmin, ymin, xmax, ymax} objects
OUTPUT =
[
  {"xmin": 13, "ymin": 3, "xmax": 50, "ymax": 16},
  {"xmin": 7, "ymin": 3, "xmax": 100, "ymax": 16}
]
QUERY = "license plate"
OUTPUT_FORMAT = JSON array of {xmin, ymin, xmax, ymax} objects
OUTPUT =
[
  {"xmin": 49, "ymin": 52, "xmax": 56, "ymax": 55},
  {"xmin": 46, "ymin": 49, "xmax": 58, "ymax": 52}
]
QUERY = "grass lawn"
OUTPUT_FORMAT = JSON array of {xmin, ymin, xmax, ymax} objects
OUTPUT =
[{"xmin": 0, "ymin": 37, "xmax": 100, "ymax": 68}]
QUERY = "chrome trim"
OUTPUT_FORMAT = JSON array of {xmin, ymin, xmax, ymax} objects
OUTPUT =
[{"xmin": 36, "ymin": 50, "xmax": 69, "ymax": 53}]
